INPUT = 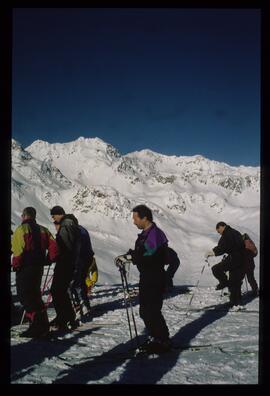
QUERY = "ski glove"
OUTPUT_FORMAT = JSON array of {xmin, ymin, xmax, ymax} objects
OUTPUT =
[
  {"xmin": 204, "ymin": 250, "xmax": 215, "ymax": 258},
  {"xmin": 115, "ymin": 254, "xmax": 132, "ymax": 268}
]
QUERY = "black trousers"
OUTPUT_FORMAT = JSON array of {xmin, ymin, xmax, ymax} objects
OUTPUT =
[
  {"xmin": 50, "ymin": 260, "xmax": 75, "ymax": 324},
  {"xmin": 16, "ymin": 265, "xmax": 44, "ymax": 313},
  {"xmin": 212, "ymin": 258, "xmax": 245, "ymax": 306},
  {"xmin": 165, "ymin": 261, "xmax": 180, "ymax": 287},
  {"xmin": 245, "ymin": 262, "xmax": 259, "ymax": 292},
  {"xmin": 70, "ymin": 259, "xmax": 90, "ymax": 310},
  {"xmin": 139, "ymin": 278, "xmax": 169, "ymax": 341}
]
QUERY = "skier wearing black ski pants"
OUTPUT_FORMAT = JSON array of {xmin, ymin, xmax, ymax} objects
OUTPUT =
[
  {"xmin": 50, "ymin": 206, "xmax": 80, "ymax": 329},
  {"xmin": 11, "ymin": 206, "xmax": 57, "ymax": 338},
  {"xmin": 244, "ymin": 248, "xmax": 259, "ymax": 295},
  {"xmin": 206, "ymin": 222, "xmax": 246, "ymax": 307},
  {"xmin": 128, "ymin": 205, "xmax": 170, "ymax": 353},
  {"xmin": 139, "ymin": 277, "xmax": 168, "ymax": 341},
  {"xmin": 211, "ymin": 255, "xmax": 244, "ymax": 306},
  {"xmin": 16, "ymin": 265, "xmax": 44, "ymax": 314},
  {"xmin": 70, "ymin": 223, "xmax": 94, "ymax": 315}
]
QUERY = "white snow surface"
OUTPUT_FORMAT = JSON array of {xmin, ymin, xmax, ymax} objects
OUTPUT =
[
  {"xmin": 11, "ymin": 136, "xmax": 260, "ymax": 384},
  {"xmin": 11, "ymin": 274, "xmax": 259, "ymax": 384}
]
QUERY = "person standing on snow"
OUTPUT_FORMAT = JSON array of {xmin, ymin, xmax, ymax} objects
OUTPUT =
[
  {"xmin": 68, "ymin": 216, "xmax": 95, "ymax": 317},
  {"xmin": 49, "ymin": 206, "xmax": 80, "ymax": 331},
  {"xmin": 205, "ymin": 221, "xmax": 246, "ymax": 309},
  {"xmin": 164, "ymin": 247, "xmax": 180, "ymax": 292},
  {"xmin": 117, "ymin": 205, "xmax": 171, "ymax": 354},
  {"xmin": 11, "ymin": 207, "xmax": 58, "ymax": 338},
  {"xmin": 242, "ymin": 233, "xmax": 259, "ymax": 297}
]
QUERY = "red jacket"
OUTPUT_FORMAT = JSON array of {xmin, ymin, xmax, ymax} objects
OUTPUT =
[{"xmin": 11, "ymin": 219, "xmax": 58, "ymax": 271}]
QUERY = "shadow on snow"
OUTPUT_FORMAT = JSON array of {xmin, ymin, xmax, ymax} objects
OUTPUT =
[
  {"xmin": 52, "ymin": 302, "xmax": 230, "ymax": 384},
  {"xmin": 11, "ymin": 284, "xmax": 257, "ymax": 384}
]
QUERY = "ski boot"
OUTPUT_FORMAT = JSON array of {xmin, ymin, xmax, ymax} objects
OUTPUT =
[
  {"xmin": 20, "ymin": 310, "xmax": 49, "ymax": 338},
  {"xmin": 138, "ymin": 337, "xmax": 172, "ymax": 355}
]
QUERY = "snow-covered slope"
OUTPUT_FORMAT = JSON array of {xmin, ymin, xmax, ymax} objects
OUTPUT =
[
  {"xmin": 11, "ymin": 136, "xmax": 260, "ymax": 384},
  {"xmin": 11, "ymin": 136, "xmax": 260, "ymax": 284},
  {"xmin": 11, "ymin": 280, "xmax": 259, "ymax": 384}
]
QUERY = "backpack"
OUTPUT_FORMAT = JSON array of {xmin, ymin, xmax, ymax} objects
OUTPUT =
[
  {"xmin": 242, "ymin": 233, "xmax": 258, "ymax": 257},
  {"xmin": 78, "ymin": 225, "xmax": 94, "ymax": 259}
]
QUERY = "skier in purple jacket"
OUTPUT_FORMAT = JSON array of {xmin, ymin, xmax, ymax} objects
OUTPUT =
[{"xmin": 123, "ymin": 205, "xmax": 171, "ymax": 354}]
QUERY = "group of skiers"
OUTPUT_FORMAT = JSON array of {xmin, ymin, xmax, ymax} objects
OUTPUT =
[
  {"xmin": 11, "ymin": 206, "xmax": 98, "ymax": 338},
  {"xmin": 11, "ymin": 204, "xmax": 258, "ymax": 355},
  {"xmin": 115, "ymin": 206, "xmax": 259, "ymax": 354}
]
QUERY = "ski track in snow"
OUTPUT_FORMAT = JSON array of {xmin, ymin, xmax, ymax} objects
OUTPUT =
[{"xmin": 11, "ymin": 269, "xmax": 259, "ymax": 384}]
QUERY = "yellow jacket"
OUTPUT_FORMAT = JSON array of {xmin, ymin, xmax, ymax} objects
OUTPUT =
[{"xmin": 12, "ymin": 219, "xmax": 58, "ymax": 271}]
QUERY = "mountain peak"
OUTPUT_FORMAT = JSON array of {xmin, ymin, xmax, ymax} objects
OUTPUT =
[
  {"xmin": 26, "ymin": 139, "xmax": 51, "ymax": 151},
  {"xmin": 12, "ymin": 139, "xmax": 32, "ymax": 161},
  {"xmin": 12, "ymin": 138, "xmax": 23, "ymax": 150},
  {"xmin": 75, "ymin": 136, "xmax": 106, "ymax": 145}
]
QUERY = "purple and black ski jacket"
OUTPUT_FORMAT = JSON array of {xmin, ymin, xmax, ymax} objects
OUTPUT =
[{"xmin": 131, "ymin": 222, "xmax": 168, "ymax": 283}]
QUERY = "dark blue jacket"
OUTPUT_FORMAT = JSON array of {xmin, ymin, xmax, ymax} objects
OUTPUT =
[{"xmin": 78, "ymin": 225, "xmax": 94, "ymax": 260}]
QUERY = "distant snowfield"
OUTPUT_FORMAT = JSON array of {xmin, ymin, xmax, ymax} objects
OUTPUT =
[{"xmin": 11, "ymin": 136, "xmax": 260, "ymax": 384}]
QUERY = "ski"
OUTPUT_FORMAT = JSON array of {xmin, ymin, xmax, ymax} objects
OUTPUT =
[
  {"xmin": 190, "ymin": 306, "xmax": 257, "ymax": 313},
  {"xmin": 47, "ymin": 320, "xmax": 120, "ymax": 338},
  {"xmin": 168, "ymin": 303, "xmax": 258, "ymax": 314},
  {"xmin": 11, "ymin": 329, "xmax": 108, "ymax": 343},
  {"xmin": 11, "ymin": 320, "xmax": 120, "ymax": 342},
  {"xmin": 134, "ymin": 343, "xmax": 214, "ymax": 356},
  {"xmin": 74, "ymin": 342, "xmax": 257, "ymax": 363},
  {"xmin": 57, "ymin": 343, "xmax": 215, "ymax": 365}
]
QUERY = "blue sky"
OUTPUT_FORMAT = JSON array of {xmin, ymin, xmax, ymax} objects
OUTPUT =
[{"xmin": 12, "ymin": 8, "xmax": 260, "ymax": 166}]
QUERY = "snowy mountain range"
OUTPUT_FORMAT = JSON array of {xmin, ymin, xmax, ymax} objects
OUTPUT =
[
  {"xmin": 11, "ymin": 136, "xmax": 260, "ymax": 284},
  {"xmin": 11, "ymin": 136, "xmax": 260, "ymax": 384}
]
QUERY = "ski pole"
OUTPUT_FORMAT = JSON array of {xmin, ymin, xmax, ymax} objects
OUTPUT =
[
  {"xmin": 119, "ymin": 266, "xmax": 133, "ymax": 344},
  {"xmin": 244, "ymin": 275, "xmax": 249, "ymax": 293},
  {"xmin": 186, "ymin": 259, "xmax": 209, "ymax": 316},
  {"xmin": 41, "ymin": 265, "xmax": 51, "ymax": 295},
  {"xmin": 43, "ymin": 274, "xmax": 54, "ymax": 295},
  {"xmin": 121, "ymin": 267, "xmax": 139, "ymax": 348},
  {"xmin": 20, "ymin": 266, "xmax": 53, "ymax": 326},
  {"xmin": 20, "ymin": 310, "xmax": 26, "ymax": 326},
  {"xmin": 68, "ymin": 286, "xmax": 81, "ymax": 320},
  {"xmin": 42, "ymin": 271, "xmax": 54, "ymax": 308},
  {"xmin": 43, "ymin": 271, "xmax": 54, "ymax": 308}
]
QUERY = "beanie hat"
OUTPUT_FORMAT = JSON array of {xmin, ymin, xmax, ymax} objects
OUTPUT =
[{"xmin": 50, "ymin": 206, "xmax": 65, "ymax": 215}]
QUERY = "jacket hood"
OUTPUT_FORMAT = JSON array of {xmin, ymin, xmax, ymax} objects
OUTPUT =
[{"xmin": 62, "ymin": 213, "xmax": 79, "ymax": 225}]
